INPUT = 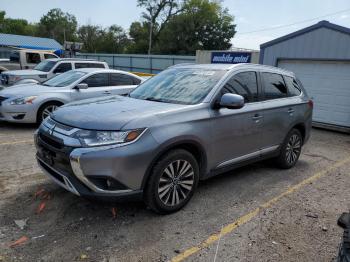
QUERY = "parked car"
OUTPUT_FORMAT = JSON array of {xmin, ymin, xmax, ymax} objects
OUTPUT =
[
  {"xmin": 0, "ymin": 68, "xmax": 143, "ymax": 123},
  {"xmin": 0, "ymin": 49, "xmax": 58, "ymax": 73},
  {"xmin": 34, "ymin": 63, "xmax": 313, "ymax": 214},
  {"xmin": 0, "ymin": 58, "xmax": 109, "ymax": 87}
]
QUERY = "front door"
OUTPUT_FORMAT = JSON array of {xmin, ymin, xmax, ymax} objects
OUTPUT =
[
  {"xmin": 72, "ymin": 73, "xmax": 111, "ymax": 101},
  {"xmin": 210, "ymin": 71, "xmax": 264, "ymax": 169}
]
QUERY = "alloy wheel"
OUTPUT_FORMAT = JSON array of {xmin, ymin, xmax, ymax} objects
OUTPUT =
[
  {"xmin": 286, "ymin": 134, "xmax": 301, "ymax": 165},
  {"xmin": 42, "ymin": 105, "xmax": 58, "ymax": 120},
  {"xmin": 157, "ymin": 160, "xmax": 194, "ymax": 207}
]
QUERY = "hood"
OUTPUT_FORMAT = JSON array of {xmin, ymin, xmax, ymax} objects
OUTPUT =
[
  {"xmin": 0, "ymin": 84, "xmax": 61, "ymax": 97},
  {"xmin": 3, "ymin": 69, "xmax": 46, "ymax": 76},
  {"xmin": 52, "ymin": 95, "xmax": 186, "ymax": 130}
]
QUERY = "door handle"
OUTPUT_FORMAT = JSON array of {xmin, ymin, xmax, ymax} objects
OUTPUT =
[
  {"xmin": 287, "ymin": 108, "xmax": 295, "ymax": 114},
  {"xmin": 103, "ymin": 91, "xmax": 111, "ymax": 95},
  {"xmin": 252, "ymin": 114, "xmax": 263, "ymax": 122}
]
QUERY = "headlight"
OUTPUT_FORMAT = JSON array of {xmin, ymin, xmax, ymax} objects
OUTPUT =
[
  {"xmin": 10, "ymin": 96, "xmax": 37, "ymax": 105},
  {"xmin": 72, "ymin": 129, "xmax": 146, "ymax": 147},
  {"xmin": 9, "ymin": 75, "xmax": 21, "ymax": 83}
]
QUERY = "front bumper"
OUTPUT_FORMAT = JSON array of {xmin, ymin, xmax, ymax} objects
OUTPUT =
[
  {"xmin": 34, "ymin": 121, "xmax": 159, "ymax": 200},
  {"xmin": 0, "ymin": 102, "xmax": 38, "ymax": 123}
]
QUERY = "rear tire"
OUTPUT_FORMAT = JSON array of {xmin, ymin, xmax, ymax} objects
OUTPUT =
[
  {"xmin": 37, "ymin": 101, "xmax": 62, "ymax": 124},
  {"xmin": 144, "ymin": 149, "xmax": 199, "ymax": 214},
  {"xmin": 275, "ymin": 129, "xmax": 303, "ymax": 169}
]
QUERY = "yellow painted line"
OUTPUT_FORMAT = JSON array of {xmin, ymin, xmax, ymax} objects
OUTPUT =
[
  {"xmin": 171, "ymin": 156, "xmax": 350, "ymax": 262},
  {"xmin": 0, "ymin": 139, "xmax": 33, "ymax": 146}
]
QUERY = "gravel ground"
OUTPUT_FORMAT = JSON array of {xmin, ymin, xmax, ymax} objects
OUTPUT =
[{"xmin": 0, "ymin": 122, "xmax": 349, "ymax": 262}]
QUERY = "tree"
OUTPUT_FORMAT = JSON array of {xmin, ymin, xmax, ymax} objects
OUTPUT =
[
  {"xmin": 156, "ymin": 0, "xmax": 236, "ymax": 55},
  {"xmin": 127, "ymin": 21, "xmax": 150, "ymax": 53},
  {"xmin": 137, "ymin": 0, "xmax": 183, "ymax": 54},
  {"xmin": 0, "ymin": 11, "xmax": 38, "ymax": 36},
  {"xmin": 38, "ymin": 8, "xmax": 77, "ymax": 43},
  {"xmin": 78, "ymin": 25, "xmax": 130, "ymax": 53}
]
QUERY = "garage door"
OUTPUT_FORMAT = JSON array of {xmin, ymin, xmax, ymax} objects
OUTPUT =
[{"xmin": 278, "ymin": 60, "xmax": 350, "ymax": 128}]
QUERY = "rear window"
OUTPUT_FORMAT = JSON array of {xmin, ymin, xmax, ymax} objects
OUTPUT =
[
  {"xmin": 284, "ymin": 76, "xmax": 302, "ymax": 96},
  {"xmin": 75, "ymin": 62, "xmax": 105, "ymax": 69},
  {"xmin": 44, "ymin": 54, "xmax": 57, "ymax": 59},
  {"xmin": 110, "ymin": 73, "xmax": 140, "ymax": 86},
  {"xmin": 262, "ymin": 73, "xmax": 288, "ymax": 100}
]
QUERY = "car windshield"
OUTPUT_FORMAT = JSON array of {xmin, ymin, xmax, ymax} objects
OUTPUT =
[
  {"xmin": 42, "ymin": 71, "xmax": 87, "ymax": 87},
  {"xmin": 34, "ymin": 60, "xmax": 57, "ymax": 72},
  {"xmin": 129, "ymin": 68, "xmax": 226, "ymax": 104}
]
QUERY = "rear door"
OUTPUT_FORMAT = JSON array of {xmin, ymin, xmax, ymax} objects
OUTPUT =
[
  {"xmin": 260, "ymin": 72, "xmax": 296, "ymax": 150},
  {"xmin": 210, "ymin": 71, "xmax": 264, "ymax": 168},
  {"xmin": 72, "ymin": 73, "xmax": 110, "ymax": 100},
  {"xmin": 109, "ymin": 73, "xmax": 141, "ymax": 95}
]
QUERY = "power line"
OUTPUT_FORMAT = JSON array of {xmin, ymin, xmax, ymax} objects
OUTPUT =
[{"xmin": 237, "ymin": 8, "xmax": 350, "ymax": 35}]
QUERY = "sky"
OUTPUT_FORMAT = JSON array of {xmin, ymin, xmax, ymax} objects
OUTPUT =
[{"xmin": 1, "ymin": 0, "xmax": 350, "ymax": 50}]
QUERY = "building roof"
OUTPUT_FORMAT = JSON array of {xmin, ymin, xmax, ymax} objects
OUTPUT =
[
  {"xmin": 0, "ymin": 33, "xmax": 63, "ymax": 50},
  {"xmin": 260, "ymin": 20, "xmax": 350, "ymax": 49}
]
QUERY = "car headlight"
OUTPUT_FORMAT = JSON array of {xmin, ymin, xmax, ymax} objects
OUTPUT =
[
  {"xmin": 72, "ymin": 129, "xmax": 146, "ymax": 147},
  {"xmin": 10, "ymin": 96, "xmax": 37, "ymax": 105},
  {"xmin": 9, "ymin": 75, "xmax": 21, "ymax": 83}
]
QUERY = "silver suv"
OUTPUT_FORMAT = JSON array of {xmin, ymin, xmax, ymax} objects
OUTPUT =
[{"xmin": 35, "ymin": 63, "xmax": 313, "ymax": 214}]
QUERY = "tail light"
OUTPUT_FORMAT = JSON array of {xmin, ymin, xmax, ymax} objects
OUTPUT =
[{"xmin": 308, "ymin": 99, "xmax": 313, "ymax": 108}]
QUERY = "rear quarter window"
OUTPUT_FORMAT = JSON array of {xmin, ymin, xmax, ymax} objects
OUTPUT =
[
  {"xmin": 284, "ymin": 76, "xmax": 302, "ymax": 96},
  {"xmin": 261, "ymin": 72, "xmax": 288, "ymax": 100}
]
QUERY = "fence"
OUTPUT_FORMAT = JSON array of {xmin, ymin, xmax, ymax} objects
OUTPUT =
[{"xmin": 74, "ymin": 53, "xmax": 196, "ymax": 74}]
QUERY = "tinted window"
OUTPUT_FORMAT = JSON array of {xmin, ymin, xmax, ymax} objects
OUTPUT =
[
  {"xmin": 75, "ymin": 62, "xmax": 104, "ymax": 69},
  {"xmin": 9, "ymin": 52, "xmax": 19, "ymax": 62},
  {"xmin": 54, "ymin": 63, "xmax": 72, "ymax": 73},
  {"xmin": 89, "ymin": 63, "xmax": 105, "ymax": 68},
  {"xmin": 44, "ymin": 54, "xmax": 57, "ymax": 59},
  {"xmin": 82, "ymin": 73, "xmax": 109, "ymax": 87},
  {"xmin": 26, "ymin": 53, "xmax": 41, "ymax": 64},
  {"xmin": 284, "ymin": 76, "xmax": 301, "ymax": 96},
  {"xmin": 262, "ymin": 73, "xmax": 287, "ymax": 100},
  {"xmin": 110, "ymin": 73, "xmax": 140, "ymax": 86},
  {"xmin": 222, "ymin": 72, "xmax": 258, "ymax": 102}
]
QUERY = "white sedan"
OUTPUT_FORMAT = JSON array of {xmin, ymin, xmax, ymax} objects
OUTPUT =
[{"xmin": 0, "ymin": 68, "xmax": 144, "ymax": 124}]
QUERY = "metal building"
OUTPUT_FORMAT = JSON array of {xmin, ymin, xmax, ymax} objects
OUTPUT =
[
  {"xmin": 0, "ymin": 33, "xmax": 63, "ymax": 58},
  {"xmin": 260, "ymin": 20, "xmax": 350, "ymax": 131}
]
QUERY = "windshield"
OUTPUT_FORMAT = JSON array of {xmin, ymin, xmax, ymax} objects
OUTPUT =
[
  {"xmin": 42, "ymin": 71, "xmax": 87, "ymax": 87},
  {"xmin": 34, "ymin": 60, "xmax": 57, "ymax": 72},
  {"xmin": 129, "ymin": 68, "xmax": 226, "ymax": 105}
]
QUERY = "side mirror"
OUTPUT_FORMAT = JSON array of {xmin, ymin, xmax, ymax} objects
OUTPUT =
[
  {"xmin": 75, "ymin": 83, "xmax": 88, "ymax": 90},
  {"xmin": 219, "ymin": 93, "xmax": 245, "ymax": 109}
]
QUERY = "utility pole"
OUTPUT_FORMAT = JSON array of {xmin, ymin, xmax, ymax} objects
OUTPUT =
[{"xmin": 148, "ymin": 20, "xmax": 153, "ymax": 55}]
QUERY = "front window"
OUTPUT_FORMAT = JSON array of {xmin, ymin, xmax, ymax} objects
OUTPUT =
[
  {"xmin": 42, "ymin": 71, "xmax": 86, "ymax": 87},
  {"xmin": 129, "ymin": 68, "xmax": 226, "ymax": 105},
  {"xmin": 34, "ymin": 60, "xmax": 57, "ymax": 72}
]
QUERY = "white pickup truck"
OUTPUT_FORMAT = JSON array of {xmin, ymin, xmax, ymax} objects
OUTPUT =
[
  {"xmin": 1, "ymin": 58, "xmax": 109, "ymax": 87},
  {"xmin": 0, "ymin": 49, "xmax": 59, "ymax": 73}
]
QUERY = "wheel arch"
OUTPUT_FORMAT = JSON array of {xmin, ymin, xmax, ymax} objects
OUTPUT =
[
  {"xmin": 36, "ymin": 100, "xmax": 65, "ymax": 122},
  {"xmin": 291, "ymin": 123, "xmax": 306, "ymax": 144},
  {"xmin": 141, "ymin": 139, "xmax": 208, "ymax": 189}
]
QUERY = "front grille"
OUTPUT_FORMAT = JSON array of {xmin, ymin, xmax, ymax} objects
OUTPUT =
[{"xmin": 39, "ymin": 132, "xmax": 63, "ymax": 149}]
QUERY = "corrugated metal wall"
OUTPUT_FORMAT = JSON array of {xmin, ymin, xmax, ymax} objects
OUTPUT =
[
  {"xmin": 74, "ymin": 53, "xmax": 195, "ymax": 74},
  {"xmin": 261, "ymin": 27, "xmax": 350, "ymax": 66}
]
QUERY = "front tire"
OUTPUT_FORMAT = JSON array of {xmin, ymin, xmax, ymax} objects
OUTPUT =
[
  {"xmin": 37, "ymin": 102, "xmax": 62, "ymax": 124},
  {"xmin": 144, "ymin": 149, "xmax": 199, "ymax": 214},
  {"xmin": 275, "ymin": 129, "xmax": 303, "ymax": 169}
]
